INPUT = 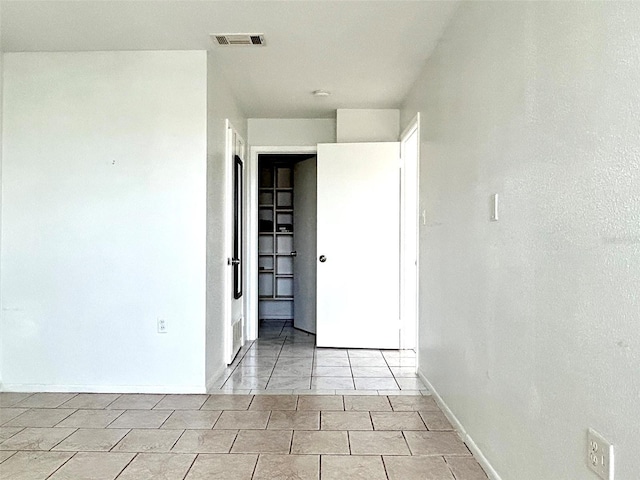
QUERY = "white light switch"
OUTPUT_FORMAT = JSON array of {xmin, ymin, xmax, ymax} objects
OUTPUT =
[
  {"xmin": 491, "ymin": 194, "xmax": 499, "ymax": 221},
  {"xmin": 421, "ymin": 210, "xmax": 427, "ymax": 226}
]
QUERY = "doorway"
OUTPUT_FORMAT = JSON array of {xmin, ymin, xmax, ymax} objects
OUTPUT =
[
  {"xmin": 246, "ymin": 147, "xmax": 317, "ymax": 342},
  {"xmin": 247, "ymin": 137, "xmax": 419, "ymax": 349}
]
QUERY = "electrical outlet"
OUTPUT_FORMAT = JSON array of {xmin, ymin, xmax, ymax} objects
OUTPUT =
[
  {"xmin": 588, "ymin": 428, "xmax": 614, "ymax": 479},
  {"xmin": 157, "ymin": 318, "xmax": 167, "ymax": 334}
]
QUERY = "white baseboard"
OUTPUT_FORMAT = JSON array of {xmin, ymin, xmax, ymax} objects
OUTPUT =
[
  {"xmin": 0, "ymin": 383, "xmax": 207, "ymax": 394},
  {"xmin": 418, "ymin": 371, "xmax": 502, "ymax": 480}
]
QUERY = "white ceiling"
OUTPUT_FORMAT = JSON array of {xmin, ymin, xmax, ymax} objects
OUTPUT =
[{"xmin": 1, "ymin": 1, "xmax": 458, "ymax": 118}]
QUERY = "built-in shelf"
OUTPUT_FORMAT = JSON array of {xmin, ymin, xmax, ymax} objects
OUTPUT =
[{"xmin": 258, "ymin": 161, "xmax": 295, "ymax": 316}]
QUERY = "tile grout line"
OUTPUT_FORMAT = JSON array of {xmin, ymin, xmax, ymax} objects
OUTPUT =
[
  {"xmin": 227, "ymin": 429, "xmax": 241, "ymax": 453},
  {"xmin": 148, "ymin": 395, "xmax": 166, "ymax": 410},
  {"xmin": 0, "ymin": 451, "xmax": 17, "ymax": 464},
  {"xmin": 180, "ymin": 452, "xmax": 200, "ymax": 480},
  {"xmin": 263, "ymin": 336, "xmax": 285, "ymax": 391},
  {"xmin": 109, "ymin": 428, "xmax": 132, "ymax": 452},
  {"xmin": 400, "ymin": 430, "xmax": 413, "ymax": 456},
  {"xmin": 310, "ymin": 342, "xmax": 317, "ymax": 390},
  {"xmin": 157, "ymin": 410, "xmax": 176, "ymax": 429},
  {"xmin": 112, "ymin": 451, "xmax": 139, "ymax": 480},
  {"xmin": 346, "ymin": 350, "xmax": 356, "ymax": 391},
  {"xmin": 0, "ymin": 392, "xmax": 35, "ymax": 408},
  {"xmin": 103, "ymin": 409, "xmax": 127, "ymax": 429},
  {"xmin": 288, "ymin": 420, "xmax": 294, "ymax": 454},
  {"xmin": 219, "ymin": 344, "xmax": 249, "ymax": 389},
  {"xmin": 443, "ymin": 455, "xmax": 463, "ymax": 480},
  {"xmin": 418, "ymin": 410, "xmax": 429, "ymax": 430},
  {"xmin": 48, "ymin": 426, "xmax": 78, "ymax": 450},
  {"xmin": 380, "ymin": 453, "xmax": 391, "ymax": 480},
  {"xmin": 168, "ymin": 428, "xmax": 187, "ymax": 452},
  {"xmin": 102, "ymin": 394, "xmax": 123, "ymax": 410},
  {"xmin": 195, "ymin": 397, "xmax": 208, "ymax": 411},
  {"xmin": 44, "ymin": 450, "xmax": 78, "ymax": 480},
  {"xmin": 265, "ymin": 410, "xmax": 273, "ymax": 430},
  {"xmin": 382, "ymin": 351, "xmax": 402, "ymax": 391},
  {"xmin": 249, "ymin": 451, "xmax": 260, "ymax": 480},
  {"xmin": 210, "ymin": 410, "xmax": 223, "ymax": 429}
]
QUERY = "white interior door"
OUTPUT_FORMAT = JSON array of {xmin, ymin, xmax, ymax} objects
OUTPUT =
[
  {"xmin": 293, "ymin": 157, "xmax": 317, "ymax": 334},
  {"xmin": 226, "ymin": 122, "xmax": 245, "ymax": 364},
  {"xmin": 316, "ymin": 142, "xmax": 400, "ymax": 349}
]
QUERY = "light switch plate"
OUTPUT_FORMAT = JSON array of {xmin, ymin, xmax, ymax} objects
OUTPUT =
[{"xmin": 490, "ymin": 193, "xmax": 499, "ymax": 221}]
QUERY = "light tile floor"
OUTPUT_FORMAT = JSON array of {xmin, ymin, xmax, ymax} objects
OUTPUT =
[
  {"xmin": 0, "ymin": 321, "xmax": 489, "ymax": 479},
  {"xmin": 211, "ymin": 320, "xmax": 429, "ymax": 395}
]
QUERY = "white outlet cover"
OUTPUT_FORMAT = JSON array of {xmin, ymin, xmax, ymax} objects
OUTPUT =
[
  {"xmin": 157, "ymin": 318, "xmax": 167, "ymax": 334},
  {"xmin": 588, "ymin": 428, "xmax": 614, "ymax": 480}
]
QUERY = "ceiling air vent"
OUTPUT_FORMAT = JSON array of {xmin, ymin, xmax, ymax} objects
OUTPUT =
[{"xmin": 213, "ymin": 34, "xmax": 266, "ymax": 46}]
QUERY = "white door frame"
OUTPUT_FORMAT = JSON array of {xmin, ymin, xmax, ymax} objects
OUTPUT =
[
  {"xmin": 399, "ymin": 113, "xmax": 421, "ymax": 356},
  {"xmin": 224, "ymin": 120, "xmax": 246, "ymax": 364},
  {"xmin": 246, "ymin": 145, "xmax": 317, "ymax": 341}
]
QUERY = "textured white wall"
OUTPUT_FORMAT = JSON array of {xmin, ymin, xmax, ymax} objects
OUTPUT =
[
  {"xmin": 402, "ymin": 2, "xmax": 640, "ymax": 478},
  {"xmin": 206, "ymin": 52, "xmax": 247, "ymax": 386},
  {"xmin": 248, "ymin": 118, "xmax": 335, "ymax": 147},
  {"xmin": 336, "ymin": 109, "xmax": 399, "ymax": 142},
  {"xmin": 2, "ymin": 51, "xmax": 208, "ymax": 392}
]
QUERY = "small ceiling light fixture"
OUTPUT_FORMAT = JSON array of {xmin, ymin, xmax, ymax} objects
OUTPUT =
[{"xmin": 312, "ymin": 90, "xmax": 331, "ymax": 97}]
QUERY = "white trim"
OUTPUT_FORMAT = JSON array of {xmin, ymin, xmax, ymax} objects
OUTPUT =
[
  {"xmin": 1, "ymin": 384, "xmax": 207, "ymax": 394},
  {"xmin": 247, "ymin": 145, "xmax": 317, "ymax": 341},
  {"xmin": 418, "ymin": 370, "xmax": 502, "ymax": 480},
  {"xmin": 224, "ymin": 120, "xmax": 232, "ymax": 363},
  {"xmin": 399, "ymin": 113, "xmax": 421, "ymax": 360},
  {"xmin": 400, "ymin": 112, "xmax": 420, "ymax": 140}
]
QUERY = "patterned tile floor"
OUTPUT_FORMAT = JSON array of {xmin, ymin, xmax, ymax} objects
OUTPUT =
[
  {"xmin": 211, "ymin": 320, "xmax": 429, "ymax": 394},
  {"xmin": 0, "ymin": 321, "xmax": 489, "ymax": 479}
]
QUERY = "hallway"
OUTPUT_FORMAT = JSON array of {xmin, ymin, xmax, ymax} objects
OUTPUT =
[{"xmin": 211, "ymin": 320, "xmax": 427, "ymax": 394}]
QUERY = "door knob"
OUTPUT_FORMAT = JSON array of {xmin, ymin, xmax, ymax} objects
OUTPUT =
[
  {"xmin": 291, "ymin": 251, "xmax": 297, "ymax": 257},
  {"xmin": 319, "ymin": 255, "xmax": 327, "ymax": 263}
]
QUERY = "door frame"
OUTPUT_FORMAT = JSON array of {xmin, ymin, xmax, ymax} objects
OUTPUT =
[
  {"xmin": 246, "ymin": 145, "xmax": 317, "ymax": 341},
  {"xmin": 399, "ymin": 113, "xmax": 421, "ymax": 356}
]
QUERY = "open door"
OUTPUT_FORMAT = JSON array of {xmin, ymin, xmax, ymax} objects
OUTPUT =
[
  {"xmin": 400, "ymin": 118, "xmax": 419, "ymax": 350},
  {"xmin": 316, "ymin": 142, "xmax": 400, "ymax": 349},
  {"xmin": 226, "ymin": 121, "xmax": 245, "ymax": 364},
  {"xmin": 293, "ymin": 156, "xmax": 317, "ymax": 334}
]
